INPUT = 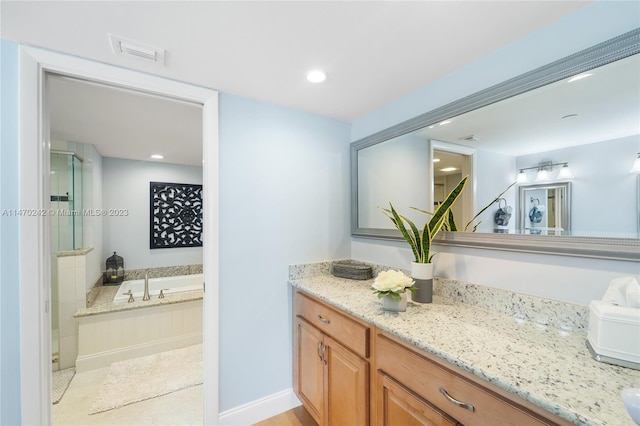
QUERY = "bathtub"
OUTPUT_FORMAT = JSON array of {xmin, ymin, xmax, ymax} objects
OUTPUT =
[{"xmin": 113, "ymin": 273, "xmax": 203, "ymax": 303}]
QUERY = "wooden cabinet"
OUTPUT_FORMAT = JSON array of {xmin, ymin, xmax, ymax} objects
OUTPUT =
[
  {"xmin": 374, "ymin": 330, "xmax": 572, "ymax": 426},
  {"xmin": 377, "ymin": 372, "xmax": 459, "ymax": 426},
  {"xmin": 293, "ymin": 291, "xmax": 370, "ymax": 426},
  {"xmin": 296, "ymin": 318, "xmax": 325, "ymax": 421},
  {"xmin": 324, "ymin": 335, "xmax": 369, "ymax": 425},
  {"xmin": 293, "ymin": 290, "xmax": 572, "ymax": 426}
]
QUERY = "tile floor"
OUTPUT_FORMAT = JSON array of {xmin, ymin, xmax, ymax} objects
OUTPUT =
[{"xmin": 53, "ymin": 366, "xmax": 203, "ymax": 425}]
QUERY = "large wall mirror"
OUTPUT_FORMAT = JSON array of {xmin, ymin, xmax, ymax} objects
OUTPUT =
[{"xmin": 351, "ymin": 29, "xmax": 640, "ymax": 261}]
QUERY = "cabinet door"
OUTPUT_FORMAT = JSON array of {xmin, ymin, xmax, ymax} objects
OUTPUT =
[
  {"xmin": 377, "ymin": 372, "xmax": 458, "ymax": 426},
  {"xmin": 296, "ymin": 318, "xmax": 325, "ymax": 424},
  {"xmin": 325, "ymin": 335, "xmax": 369, "ymax": 426}
]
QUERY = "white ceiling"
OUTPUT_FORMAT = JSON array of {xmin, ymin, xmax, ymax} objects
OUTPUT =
[
  {"xmin": 420, "ymin": 53, "xmax": 640, "ymax": 156},
  {"xmin": 48, "ymin": 76, "xmax": 203, "ymax": 166},
  {"xmin": 2, "ymin": 1, "xmax": 596, "ymax": 165}
]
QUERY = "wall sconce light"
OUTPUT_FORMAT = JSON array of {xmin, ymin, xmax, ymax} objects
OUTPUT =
[
  {"xmin": 516, "ymin": 169, "xmax": 528, "ymax": 183},
  {"xmin": 517, "ymin": 161, "xmax": 573, "ymax": 184},
  {"xmin": 557, "ymin": 163, "xmax": 575, "ymax": 179},
  {"xmin": 631, "ymin": 153, "xmax": 640, "ymax": 174}
]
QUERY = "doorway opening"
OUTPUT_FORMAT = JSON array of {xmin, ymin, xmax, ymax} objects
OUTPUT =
[
  {"xmin": 46, "ymin": 72, "xmax": 206, "ymax": 423},
  {"xmin": 431, "ymin": 141, "xmax": 475, "ymax": 230},
  {"xmin": 19, "ymin": 46, "xmax": 219, "ymax": 425}
]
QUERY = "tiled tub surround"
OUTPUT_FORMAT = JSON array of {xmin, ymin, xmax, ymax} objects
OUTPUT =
[
  {"xmin": 55, "ymin": 248, "xmax": 99, "ymax": 370},
  {"xmin": 119, "ymin": 263, "xmax": 203, "ymax": 282},
  {"xmin": 74, "ymin": 273, "xmax": 203, "ymax": 372},
  {"xmin": 86, "ymin": 264, "xmax": 203, "ymax": 306},
  {"xmin": 289, "ymin": 261, "xmax": 639, "ymax": 426}
]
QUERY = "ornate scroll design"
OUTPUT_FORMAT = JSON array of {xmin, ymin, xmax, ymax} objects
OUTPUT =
[{"xmin": 150, "ymin": 182, "xmax": 203, "ymax": 249}]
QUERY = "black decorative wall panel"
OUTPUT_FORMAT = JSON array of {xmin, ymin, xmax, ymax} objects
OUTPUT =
[{"xmin": 150, "ymin": 182, "xmax": 203, "ymax": 249}]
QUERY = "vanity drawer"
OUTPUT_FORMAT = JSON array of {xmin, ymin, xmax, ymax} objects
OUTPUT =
[
  {"xmin": 375, "ymin": 331, "xmax": 566, "ymax": 426},
  {"xmin": 295, "ymin": 291, "xmax": 370, "ymax": 358}
]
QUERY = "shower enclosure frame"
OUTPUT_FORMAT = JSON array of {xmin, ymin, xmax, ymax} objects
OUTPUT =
[
  {"xmin": 18, "ymin": 46, "xmax": 220, "ymax": 425},
  {"xmin": 49, "ymin": 149, "xmax": 84, "ymax": 370},
  {"xmin": 50, "ymin": 150, "xmax": 84, "ymax": 252}
]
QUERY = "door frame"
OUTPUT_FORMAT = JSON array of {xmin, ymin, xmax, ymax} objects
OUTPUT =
[{"xmin": 19, "ymin": 45, "xmax": 220, "ymax": 424}]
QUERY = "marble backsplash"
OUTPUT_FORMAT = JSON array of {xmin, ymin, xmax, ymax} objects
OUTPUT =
[{"xmin": 289, "ymin": 259, "xmax": 588, "ymax": 332}]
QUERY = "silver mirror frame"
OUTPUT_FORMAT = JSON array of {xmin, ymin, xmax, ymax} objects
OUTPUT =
[{"xmin": 351, "ymin": 28, "xmax": 640, "ymax": 262}]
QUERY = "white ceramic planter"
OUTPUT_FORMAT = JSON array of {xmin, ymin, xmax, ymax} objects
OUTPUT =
[
  {"xmin": 410, "ymin": 261, "xmax": 433, "ymax": 303},
  {"xmin": 411, "ymin": 262, "xmax": 433, "ymax": 279}
]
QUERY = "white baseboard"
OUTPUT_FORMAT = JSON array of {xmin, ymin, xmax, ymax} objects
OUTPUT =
[
  {"xmin": 218, "ymin": 388, "xmax": 302, "ymax": 426},
  {"xmin": 75, "ymin": 333, "xmax": 202, "ymax": 372}
]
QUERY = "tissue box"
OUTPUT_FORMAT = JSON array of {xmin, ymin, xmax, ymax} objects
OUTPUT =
[{"xmin": 588, "ymin": 300, "xmax": 640, "ymax": 364}]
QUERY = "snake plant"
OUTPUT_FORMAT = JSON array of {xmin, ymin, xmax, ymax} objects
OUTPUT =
[
  {"xmin": 423, "ymin": 180, "xmax": 517, "ymax": 232},
  {"xmin": 381, "ymin": 176, "xmax": 468, "ymax": 263}
]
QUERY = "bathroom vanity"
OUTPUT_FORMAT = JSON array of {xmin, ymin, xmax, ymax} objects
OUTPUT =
[{"xmin": 290, "ymin": 265, "xmax": 639, "ymax": 426}]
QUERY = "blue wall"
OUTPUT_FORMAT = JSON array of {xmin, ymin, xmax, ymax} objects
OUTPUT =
[
  {"xmin": 218, "ymin": 93, "xmax": 351, "ymax": 411},
  {"xmin": 0, "ymin": 39, "xmax": 21, "ymax": 426}
]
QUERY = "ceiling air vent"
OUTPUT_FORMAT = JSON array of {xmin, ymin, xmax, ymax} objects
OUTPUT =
[
  {"xmin": 459, "ymin": 135, "xmax": 480, "ymax": 142},
  {"xmin": 109, "ymin": 34, "xmax": 165, "ymax": 66}
]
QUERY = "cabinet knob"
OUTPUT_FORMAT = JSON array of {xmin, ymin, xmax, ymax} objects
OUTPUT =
[{"xmin": 439, "ymin": 387, "xmax": 475, "ymax": 412}]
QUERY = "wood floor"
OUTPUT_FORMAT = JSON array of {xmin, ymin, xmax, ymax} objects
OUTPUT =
[{"xmin": 253, "ymin": 405, "xmax": 317, "ymax": 426}]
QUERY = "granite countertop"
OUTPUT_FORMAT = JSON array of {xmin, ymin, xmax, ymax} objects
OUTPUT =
[
  {"xmin": 290, "ymin": 275, "xmax": 640, "ymax": 426},
  {"xmin": 74, "ymin": 284, "xmax": 203, "ymax": 318}
]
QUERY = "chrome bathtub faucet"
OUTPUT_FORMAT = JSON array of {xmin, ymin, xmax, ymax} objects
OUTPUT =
[{"xmin": 143, "ymin": 274, "xmax": 151, "ymax": 301}]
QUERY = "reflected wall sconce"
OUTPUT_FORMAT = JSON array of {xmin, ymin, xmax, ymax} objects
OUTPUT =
[
  {"xmin": 631, "ymin": 153, "xmax": 640, "ymax": 173},
  {"xmin": 535, "ymin": 167, "xmax": 551, "ymax": 182},
  {"xmin": 557, "ymin": 163, "xmax": 575, "ymax": 180},
  {"xmin": 516, "ymin": 169, "xmax": 528, "ymax": 183},
  {"xmin": 517, "ymin": 161, "xmax": 573, "ymax": 184}
]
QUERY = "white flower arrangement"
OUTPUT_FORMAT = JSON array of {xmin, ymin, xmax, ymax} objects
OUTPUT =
[{"xmin": 371, "ymin": 270, "xmax": 415, "ymax": 302}]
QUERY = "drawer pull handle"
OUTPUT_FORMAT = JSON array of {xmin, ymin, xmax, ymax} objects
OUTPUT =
[
  {"xmin": 317, "ymin": 315, "xmax": 330, "ymax": 324},
  {"xmin": 439, "ymin": 387, "xmax": 475, "ymax": 412}
]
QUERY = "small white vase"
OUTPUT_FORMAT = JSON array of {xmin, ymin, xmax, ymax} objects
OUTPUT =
[
  {"xmin": 382, "ymin": 293, "xmax": 407, "ymax": 312},
  {"xmin": 410, "ymin": 261, "xmax": 433, "ymax": 303}
]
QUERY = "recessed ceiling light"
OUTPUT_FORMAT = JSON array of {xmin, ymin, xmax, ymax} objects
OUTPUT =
[
  {"xmin": 433, "ymin": 158, "xmax": 441, "ymax": 163},
  {"xmin": 568, "ymin": 73, "xmax": 592, "ymax": 83},
  {"xmin": 150, "ymin": 154, "xmax": 164, "ymax": 159},
  {"xmin": 439, "ymin": 120, "xmax": 452, "ymax": 126},
  {"xmin": 440, "ymin": 167, "xmax": 458, "ymax": 172},
  {"xmin": 307, "ymin": 70, "xmax": 326, "ymax": 83}
]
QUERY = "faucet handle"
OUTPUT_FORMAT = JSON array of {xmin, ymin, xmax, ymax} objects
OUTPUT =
[
  {"xmin": 159, "ymin": 289, "xmax": 167, "ymax": 299},
  {"xmin": 124, "ymin": 290, "xmax": 135, "ymax": 303}
]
